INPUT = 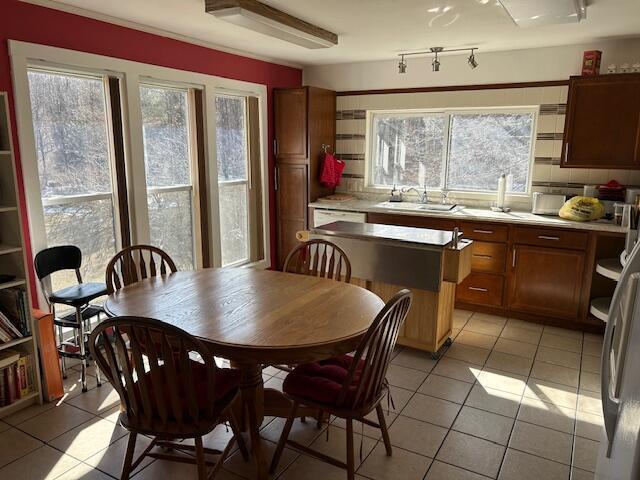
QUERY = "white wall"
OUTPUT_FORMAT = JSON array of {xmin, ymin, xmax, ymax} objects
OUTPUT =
[{"xmin": 303, "ymin": 38, "xmax": 640, "ymax": 91}]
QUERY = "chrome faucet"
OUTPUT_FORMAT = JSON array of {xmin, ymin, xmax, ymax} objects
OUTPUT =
[{"xmin": 402, "ymin": 186, "xmax": 429, "ymax": 203}]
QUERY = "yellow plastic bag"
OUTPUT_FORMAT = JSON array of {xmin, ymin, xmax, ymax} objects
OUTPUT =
[{"xmin": 558, "ymin": 196, "xmax": 605, "ymax": 222}]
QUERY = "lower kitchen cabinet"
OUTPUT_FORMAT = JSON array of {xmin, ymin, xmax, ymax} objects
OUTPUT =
[
  {"xmin": 508, "ymin": 245, "xmax": 585, "ymax": 319},
  {"xmin": 457, "ymin": 272, "xmax": 504, "ymax": 306},
  {"xmin": 276, "ymin": 163, "xmax": 308, "ymax": 268}
]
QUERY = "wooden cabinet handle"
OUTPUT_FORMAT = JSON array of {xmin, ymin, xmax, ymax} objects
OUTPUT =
[
  {"xmin": 468, "ymin": 286, "xmax": 488, "ymax": 292},
  {"xmin": 473, "ymin": 229, "xmax": 494, "ymax": 234},
  {"xmin": 472, "ymin": 254, "xmax": 493, "ymax": 259},
  {"xmin": 538, "ymin": 235, "xmax": 560, "ymax": 241},
  {"xmin": 512, "ymin": 248, "xmax": 517, "ymax": 267}
]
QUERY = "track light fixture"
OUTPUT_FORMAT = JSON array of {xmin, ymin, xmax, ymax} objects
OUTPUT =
[
  {"xmin": 468, "ymin": 48, "xmax": 478, "ymax": 69},
  {"xmin": 398, "ymin": 55, "xmax": 407, "ymax": 74},
  {"xmin": 396, "ymin": 46, "xmax": 479, "ymax": 73},
  {"xmin": 431, "ymin": 47, "xmax": 442, "ymax": 72}
]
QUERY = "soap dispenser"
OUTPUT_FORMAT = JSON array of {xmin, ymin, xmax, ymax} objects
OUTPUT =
[{"xmin": 389, "ymin": 184, "xmax": 403, "ymax": 202}]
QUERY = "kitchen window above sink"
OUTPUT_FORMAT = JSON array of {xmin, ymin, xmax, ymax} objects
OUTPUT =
[{"xmin": 366, "ymin": 107, "xmax": 537, "ymax": 196}]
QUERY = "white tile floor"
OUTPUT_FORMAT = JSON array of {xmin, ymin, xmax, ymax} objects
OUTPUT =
[{"xmin": 0, "ymin": 310, "xmax": 604, "ymax": 480}]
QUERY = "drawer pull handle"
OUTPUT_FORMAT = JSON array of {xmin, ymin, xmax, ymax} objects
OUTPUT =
[
  {"xmin": 472, "ymin": 254, "xmax": 493, "ymax": 259},
  {"xmin": 473, "ymin": 229, "xmax": 494, "ymax": 234},
  {"xmin": 538, "ymin": 235, "xmax": 560, "ymax": 241},
  {"xmin": 468, "ymin": 286, "xmax": 488, "ymax": 292}
]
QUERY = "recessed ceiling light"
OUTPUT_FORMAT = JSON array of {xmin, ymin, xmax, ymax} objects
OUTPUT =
[
  {"xmin": 427, "ymin": 7, "xmax": 440, "ymax": 13},
  {"xmin": 443, "ymin": 6, "xmax": 453, "ymax": 12}
]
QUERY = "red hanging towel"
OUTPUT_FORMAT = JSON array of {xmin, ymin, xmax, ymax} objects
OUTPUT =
[{"xmin": 320, "ymin": 153, "xmax": 345, "ymax": 188}]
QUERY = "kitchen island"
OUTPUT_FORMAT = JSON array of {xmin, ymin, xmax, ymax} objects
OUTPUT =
[
  {"xmin": 309, "ymin": 200, "xmax": 626, "ymax": 333},
  {"xmin": 310, "ymin": 221, "xmax": 473, "ymax": 356}
]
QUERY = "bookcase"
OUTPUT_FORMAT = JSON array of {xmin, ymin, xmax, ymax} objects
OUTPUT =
[{"xmin": 0, "ymin": 91, "xmax": 42, "ymax": 417}]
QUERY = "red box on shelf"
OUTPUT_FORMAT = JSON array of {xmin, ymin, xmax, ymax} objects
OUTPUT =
[{"xmin": 582, "ymin": 50, "xmax": 602, "ymax": 76}]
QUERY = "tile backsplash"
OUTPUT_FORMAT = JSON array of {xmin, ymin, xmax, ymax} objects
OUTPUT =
[{"xmin": 333, "ymin": 85, "xmax": 638, "ymax": 208}]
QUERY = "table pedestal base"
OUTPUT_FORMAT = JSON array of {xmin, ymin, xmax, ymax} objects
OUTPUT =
[{"xmin": 233, "ymin": 363, "xmax": 323, "ymax": 480}]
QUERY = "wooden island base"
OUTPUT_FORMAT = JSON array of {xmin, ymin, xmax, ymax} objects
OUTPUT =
[{"xmin": 365, "ymin": 280, "xmax": 456, "ymax": 356}]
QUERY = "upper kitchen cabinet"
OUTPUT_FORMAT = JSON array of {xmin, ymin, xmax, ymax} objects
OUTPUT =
[
  {"xmin": 274, "ymin": 88, "xmax": 308, "ymax": 161},
  {"xmin": 274, "ymin": 86, "xmax": 336, "ymax": 269},
  {"xmin": 561, "ymin": 73, "xmax": 640, "ymax": 169}
]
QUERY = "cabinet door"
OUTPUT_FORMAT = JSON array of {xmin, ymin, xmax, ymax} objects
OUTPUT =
[
  {"xmin": 274, "ymin": 88, "xmax": 307, "ymax": 161},
  {"xmin": 508, "ymin": 245, "xmax": 585, "ymax": 318},
  {"xmin": 276, "ymin": 163, "xmax": 308, "ymax": 269},
  {"xmin": 562, "ymin": 74, "xmax": 640, "ymax": 169}
]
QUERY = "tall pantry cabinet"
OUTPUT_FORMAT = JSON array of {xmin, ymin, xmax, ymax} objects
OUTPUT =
[{"xmin": 274, "ymin": 86, "xmax": 336, "ymax": 268}]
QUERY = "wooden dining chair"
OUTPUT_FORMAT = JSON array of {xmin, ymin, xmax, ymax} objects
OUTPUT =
[
  {"xmin": 89, "ymin": 316, "xmax": 248, "ymax": 480},
  {"xmin": 283, "ymin": 239, "xmax": 352, "ymax": 283},
  {"xmin": 269, "ymin": 289, "xmax": 413, "ymax": 480},
  {"xmin": 105, "ymin": 245, "xmax": 177, "ymax": 294}
]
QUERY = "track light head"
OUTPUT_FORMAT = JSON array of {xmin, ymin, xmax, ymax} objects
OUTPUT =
[
  {"xmin": 398, "ymin": 55, "xmax": 407, "ymax": 74},
  {"xmin": 468, "ymin": 49, "xmax": 478, "ymax": 69}
]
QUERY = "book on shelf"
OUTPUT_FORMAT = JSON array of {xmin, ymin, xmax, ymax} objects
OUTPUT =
[
  {"xmin": 0, "ymin": 287, "xmax": 30, "ymax": 343},
  {"xmin": 0, "ymin": 352, "xmax": 36, "ymax": 408}
]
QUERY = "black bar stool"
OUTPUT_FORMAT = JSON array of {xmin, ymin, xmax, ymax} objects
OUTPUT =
[{"xmin": 34, "ymin": 245, "xmax": 107, "ymax": 392}]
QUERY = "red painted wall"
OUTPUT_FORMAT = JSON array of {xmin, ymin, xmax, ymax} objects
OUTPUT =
[{"xmin": 0, "ymin": 0, "xmax": 302, "ymax": 299}]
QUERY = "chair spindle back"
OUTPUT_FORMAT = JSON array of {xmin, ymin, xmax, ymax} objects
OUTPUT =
[
  {"xmin": 337, "ymin": 289, "xmax": 412, "ymax": 409},
  {"xmin": 283, "ymin": 239, "xmax": 352, "ymax": 282},
  {"xmin": 89, "ymin": 316, "xmax": 217, "ymax": 434},
  {"xmin": 106, "ymin": 245, "xmax": 177, "ymax": 294}
]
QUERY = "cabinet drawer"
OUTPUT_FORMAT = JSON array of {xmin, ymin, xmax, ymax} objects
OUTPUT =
[
  {"xmin": 512, "ymin": 227, "xmax": 588, "ymax": 250},
  {"xmin": 456, "ymin": 273, "xmax": 504, "ymax": 307},
  {"xmin": 470, "ymin": 242, "xmax": 507, "ymax": 274},
  {"xmin": 460, "ymin": 222, "xmax": 508, "ymax": 243}
]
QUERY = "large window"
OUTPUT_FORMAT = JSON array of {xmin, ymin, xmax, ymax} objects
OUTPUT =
[
  {"xmin": 27, "ymin": 69, "xmax": 119, "ymax": 291},
  {"xmin": 140, "ymin": 85, "xmax": 196, "ymax": 270},
  {"xmin": 215, "ymin": 95, "xmax": 250, "ymax": 266},
  {"xmin": 368, "ymin": 108, "xmax": 536, "ymax": 194}
]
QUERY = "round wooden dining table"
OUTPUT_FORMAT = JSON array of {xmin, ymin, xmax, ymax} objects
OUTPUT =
[{"xmin": 104, "ymin": 267, "xmax": 384, "ymax": 480}]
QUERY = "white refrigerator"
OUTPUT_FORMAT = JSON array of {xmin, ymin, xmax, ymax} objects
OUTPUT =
[{"xmin": 596, "ymin": 241, "xmax": 640, "ymax": 479}]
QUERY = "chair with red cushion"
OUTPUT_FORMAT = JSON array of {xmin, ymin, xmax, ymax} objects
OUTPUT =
[
  {"xmin": 89, "ymin": 316, "xmax": 248, "ymax": 480},
  {"xmin": 270, "ymin": 289, "xmax": 413, "ymax": 480}
]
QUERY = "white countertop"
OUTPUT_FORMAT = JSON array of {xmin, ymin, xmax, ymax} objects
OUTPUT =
[{"xmin": 309, "ymin": 199, "xmax": 627, "ymax": 234}]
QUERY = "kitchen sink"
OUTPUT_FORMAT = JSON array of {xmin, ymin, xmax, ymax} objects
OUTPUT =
[{"xmin": 417, "ymin": 204, "xmax": 458, "ymax": 211}]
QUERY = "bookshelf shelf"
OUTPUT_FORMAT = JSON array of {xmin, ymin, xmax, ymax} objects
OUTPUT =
[
  {"xmin": 0, "ymin": 245, "xmax": 22, "ymax": 256},
  {"xmin": 0, "ymin": 279, "xmax": 26, "ymax": 290},
  {"xmin": 0, "ymin": 91, "xmax": 42, "ymax": 418},
  {"xmin": 0, "ymin": 336, "xmax": 32, "ymax": 352},
  {"xmin": 0, "ymin": 391, "xmax": 39, "ymax": 417}
]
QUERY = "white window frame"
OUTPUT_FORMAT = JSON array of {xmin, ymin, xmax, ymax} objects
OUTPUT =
[
  {"xmin": 9, "ymin": 41, "xmax": 271, "ymax": 306},
  {"xmin": 365, "ymin": 106, "xmax": 538, "ymax": 198},
  {"xmin": 139, "ymin": 82, "xmax": 200, "ymax": 269},
  {"xmin": 23, "ymin": 67, "xmax": 124, "ymax": 291},
  {"xmin": 215, "ymin": 93, "xmax": 252, "ymax": 268}
]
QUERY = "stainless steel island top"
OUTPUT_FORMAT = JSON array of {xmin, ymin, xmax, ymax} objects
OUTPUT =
[
  {"xmin": 310, "ymin": 221, "xmax": 467, "ymax": 291},
  {"xmin": 311, "ymin": 221, "xmax": 462, "ymax": 251}
]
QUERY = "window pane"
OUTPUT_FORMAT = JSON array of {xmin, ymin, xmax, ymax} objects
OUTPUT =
[
  {"xmin": 371, "ymin": 114, "xmax": 445, "ymax": 188},
  {"xmin": 219, "ymin": 184, "xmax": 249, "ymax": 266},
  {"xmin": 447, "ymin": 113, "xmax": 534, "ymax": 193},
  {"xmin": 43, "ymin": 199, "xmax": 116, "ymax": 292},
  {"xmin": 27, "ymin": 70, "xmax": 112, "ymax": 197},
  {"xmin": 140, "ymin": 86, "xmax": 191, "ymax": 187},
  {"xmin": 147, "ymin": 190, "xmax": 194, "ymax": 270},
  {"xmin": 216, "ymin": 96, "xmax": 248, "ymax": 181}
]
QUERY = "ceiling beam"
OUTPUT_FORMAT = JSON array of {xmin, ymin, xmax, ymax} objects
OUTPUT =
[{"xmin": 205, "ymin": 0, "xmax": 338, "ymax": 48}]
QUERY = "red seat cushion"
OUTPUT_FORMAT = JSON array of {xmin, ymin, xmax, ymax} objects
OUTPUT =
[
  {"xmin": 136, "ymin": 362, "xmax": 241, "ymax": 419},
  {"xmin": 283, "ymin": 354, "xmax": 365, "ymax": 408}
]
